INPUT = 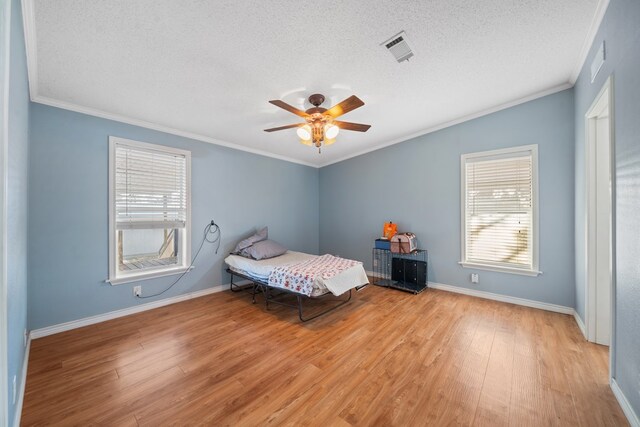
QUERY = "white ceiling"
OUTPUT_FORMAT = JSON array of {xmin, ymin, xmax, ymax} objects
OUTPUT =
[{"xmin": 25, "ymin": 0, "xmax": 605, "ymax": 167}]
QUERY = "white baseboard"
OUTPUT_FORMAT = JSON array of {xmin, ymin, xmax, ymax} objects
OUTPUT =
[
  {"xmin": 13, "ymin": 336, "xmax": 30, "ymax": 427},
  {"xmin": 611, "ymin": 378, "xmax": 640, "ymax": 427},
  {"xmin": 365, "ymin": 272, "xmax": 574, "ymax": 315},
  {"xmin": 30, "ymin": 281, "xmax": 249, "ymax": 339},
  {"xmin": 573, "ymin": 311, "xmax": 587, "ymax": 338},
  {"xmin": 427, "ymin": 282, "xmax": 574, "ymax": 314}
]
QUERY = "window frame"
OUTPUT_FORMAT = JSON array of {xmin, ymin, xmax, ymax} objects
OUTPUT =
[
  {"xmin": 107, "ymin": 136, "xmax": 192, "ymax": 285},
  {"xmin": 459, "ymin": 144, "xmax": 541, "ymax": 277}
]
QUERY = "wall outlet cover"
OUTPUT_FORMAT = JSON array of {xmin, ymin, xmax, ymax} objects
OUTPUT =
[
  {"xmin": 133, "ymin": 286, "xmax": 142, "ymax": 297},
  {"xmin": 471, "ymin": 273, "xmax": 479, "ymax": 284}
]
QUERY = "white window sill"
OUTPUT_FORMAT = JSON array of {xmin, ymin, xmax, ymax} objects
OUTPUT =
[
  {"xmin": 107, "ymin": 266, "xmax": 194, "ymax": 285},
  {"xmin": 459, "ymin": 261, "xmax": 542, "ymax": 277}
]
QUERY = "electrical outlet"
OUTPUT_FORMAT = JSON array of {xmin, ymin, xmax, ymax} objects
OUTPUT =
[
  {"xmin": 471, "ymin": 273, "xmax": 479, "ymax": 284},
  {"xmin": 373, "ymin": 259, "xmax": 378, "ymax": 267},
  {"xmin": 12, "ymin": 375, "xmax": 16, "ymax": 404},
  {"xmin": 133, "ymin": 286, "xmax": 142, "ymax": 297},
  {"xmin": 24, "ymin": 329, "xmax": 28, "ymax": 348}
]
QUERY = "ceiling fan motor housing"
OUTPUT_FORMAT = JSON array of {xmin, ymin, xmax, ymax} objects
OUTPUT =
[{"xmin": 308, "ymin": 93, "xmax": 325, "ymax": 107}]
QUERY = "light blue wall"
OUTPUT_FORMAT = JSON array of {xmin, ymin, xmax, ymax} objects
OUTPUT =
[
  {"xmin": 16, "ymin": 0, "xmax": 640, "ymax": 420},
  {"xmin": 320, "ymin": 89, "xmax": 575, "ymax": 308},
  {"xmin": 28, "ymin": 104, "xmax": 319, "ymax": 329},
  {"xmin": 5, "ymin": 0, "xmax": 30, "ymax": 423},
  {"xmin": 573, "ymin": 0, "xmax": 640, "ymax": 416}
]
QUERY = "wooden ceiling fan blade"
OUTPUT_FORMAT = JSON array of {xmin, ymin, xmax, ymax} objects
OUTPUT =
[
  {"xmin": 325, "ymin": 95, "xmax": 364, "ymax": 118},
  {"xmin": 264, "ymin": 123, "xmax": 303, "ymax": 132},
  {"xmin": 268, "ymin": 100, "xmax": 309, "ymax": 118},
  {"xmin": 334, "ymin": 120, "xmax": 371, "ymax": 132}
]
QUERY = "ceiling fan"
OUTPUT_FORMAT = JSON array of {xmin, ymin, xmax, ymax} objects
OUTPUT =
[{"xmin": 264, "ymin": 93, "xmax": 371, "ymax": 152}]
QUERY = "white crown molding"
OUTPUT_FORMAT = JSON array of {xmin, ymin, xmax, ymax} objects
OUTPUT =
[
  {"xmin": 611, "ymin": 378, "xmax": 640, "ymax": 427},
  {"xmin": 33, "ymin": 82, "xmax": 571, "ymax": 171},
  {"xmin": 318, "ymin": 83, "xmax": 573, "ymax": 168},
  {"xmin": 573, "ymin": 310, "xmax": 587, "ymax": 338},
  {"xmin": 20, "ymin": 0, "xmax": 588, "ymax": 170},
  {"xmin": 22, "ymin": 0, "xmax": 318, "ymax": 168},
  {"xmin": 12, "ymin": 336, "xmax": 30, "ymax": 427},
  {"xmin": 31, "ymin": 95, "xmax": 318, "ymax": 168},
  {"xmin": 29, "ymin": 281, "xmax": 247, "ymax": 339},
  {"xmin": 21, "ymin": 1, "xmax": 318, "ymax": 169},
  {"xmin": 569, "ymin": 0, "xmax": 610, "ymax": 84},
  {"xmin": 20, "ymin": 0, "xmax": 37, "ymax": 100}
]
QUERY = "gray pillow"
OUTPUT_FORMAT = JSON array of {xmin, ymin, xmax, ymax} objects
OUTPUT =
[
  {"xmin": 242, "ymin": 239, "xmax": 287, "ymax": 260},
  {"xmin": 233, "ymin": 227, "xmax": 268, "ymax": 253}
]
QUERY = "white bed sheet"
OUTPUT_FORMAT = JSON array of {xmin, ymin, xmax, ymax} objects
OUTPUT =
[
  {"xmin": 225, "ymin": 251, "xmax": 368, "ymax": 297},
  {"xmin": 225, "ymin": 251, "xmax": 316, "ymax": 280}
]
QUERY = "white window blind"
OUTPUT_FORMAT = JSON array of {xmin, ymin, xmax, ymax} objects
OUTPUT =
[
  {"xmin": 462, "ymin": 146, "xmax": 538, "ymax": 274},
  {"xmin": 114, "ymin": 144, "xmax": 187, "ymax": 230}
]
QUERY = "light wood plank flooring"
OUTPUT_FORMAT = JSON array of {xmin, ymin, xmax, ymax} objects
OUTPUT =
[{"xmin": 22, "ymin": 285, "xmax": 628, "ymax": 426}]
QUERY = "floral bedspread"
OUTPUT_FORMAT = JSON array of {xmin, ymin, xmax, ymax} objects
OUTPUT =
[{"xmin": 268, "ymin": 254, "xmax": 362, "ymax": 296}]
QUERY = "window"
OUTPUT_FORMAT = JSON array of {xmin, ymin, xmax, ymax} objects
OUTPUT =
[
  {"xmin": 460, "ymin": 145, "xmax": 540, "ymax": 276},
  {"xmin": 108, "ymin": 137, "xmax": 191, "ymax": 284}
]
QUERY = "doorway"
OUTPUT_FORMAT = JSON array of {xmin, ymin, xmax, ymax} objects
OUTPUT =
[{"xmin": 585, "ymin": 76, "xmax": 614, "ymax": 347}]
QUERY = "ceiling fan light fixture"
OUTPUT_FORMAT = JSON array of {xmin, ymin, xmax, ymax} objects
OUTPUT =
[
  {"xmin": 296, "ymin": 125, "xmax": 312, "ymax": 141},
  {"xmin": 264, "ymin": 93, "xmax": 370, "ymax": 153},
  {"xmin": 325, "ymin": 124, "xmax": 339, "ymax": 139}
]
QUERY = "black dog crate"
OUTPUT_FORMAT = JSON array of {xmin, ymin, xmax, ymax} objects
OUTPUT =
[
  {"xmin": 392, "ymin": 258, "xmax": 427, "ymax": 292},
  {"xmin": 372, "ymin": 248, "xmax": 428, "ymax": 294}
]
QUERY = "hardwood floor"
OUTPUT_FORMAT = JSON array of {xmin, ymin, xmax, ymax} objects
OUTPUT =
[{"xmin": 22, "ymin": 285, "xmax": 628, "ymax": 426}]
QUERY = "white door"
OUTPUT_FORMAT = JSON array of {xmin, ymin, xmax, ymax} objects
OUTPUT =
[
  {"xmin": 594, "ymin": 116, "xmax": 611, "ymax": 346},
  {"xmin": 586, "ymin": 79, "xmax": 613, "ymax": 347}
]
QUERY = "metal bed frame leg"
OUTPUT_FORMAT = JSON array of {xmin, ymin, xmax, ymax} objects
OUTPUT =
[
  {"xmin": 296, "ymin": 290, "xmax": 352, "ymax": 322},
  {"xmin": 226, "ymin": 269, "xmax": 355, "ymax": 322},
  {"xmin": 251, "ymin": 284, "xmax": 258, "ymax": 304},
  {"xmin": 264, "ymin": 286, "xmax": 270, "ymax": 310},
  {"xmin": 229, "ymin": 271, "xmax": 260, "ymax": 304}
]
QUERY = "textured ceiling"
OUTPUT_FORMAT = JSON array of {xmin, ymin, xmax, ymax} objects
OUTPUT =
[{"xmin": 26, "ymin": 0, "xmax": 602, "ymax": 166}]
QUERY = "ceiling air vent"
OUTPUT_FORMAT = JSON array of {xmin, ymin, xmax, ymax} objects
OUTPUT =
[{"xmin": 382, "ymin": 31, "xmax": 413, "ymax": 63}]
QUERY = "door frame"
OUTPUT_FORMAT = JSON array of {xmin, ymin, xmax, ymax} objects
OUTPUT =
[
  {"xmin": 0, "ymin": 0, "xmax": 12, "ymax": 423},
  {"xmin": 584, "ymin": 75, "xmax": 616, "ymax": 360}
]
